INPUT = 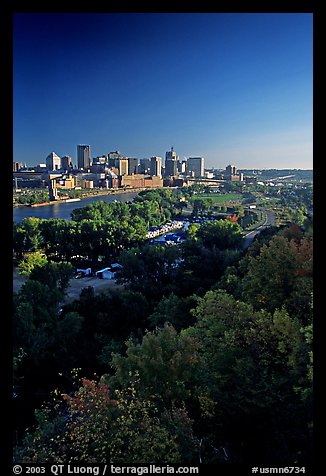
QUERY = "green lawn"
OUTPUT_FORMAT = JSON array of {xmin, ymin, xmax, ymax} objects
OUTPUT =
[{"xmin": 191, "ymin": 193, "xmax": 243, "ymax": 204}]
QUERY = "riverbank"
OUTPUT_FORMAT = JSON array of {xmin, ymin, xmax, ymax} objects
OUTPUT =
[
  {"xmin": 13, "ymin": 190, "xmax": 141, "ymax": 223},
  {"xmin": 13, "ymin": 187, "xmax": 147, "ymax": 209}
]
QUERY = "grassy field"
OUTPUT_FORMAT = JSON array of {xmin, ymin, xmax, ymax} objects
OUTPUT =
[{"xmin": 191, "ymin": 193, "xmax": 243, "ymax": 204}]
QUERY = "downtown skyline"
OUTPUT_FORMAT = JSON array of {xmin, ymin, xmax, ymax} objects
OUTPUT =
[{"xmin": 13, "ymin": 12, "xmax": 313, "ymax": 170}]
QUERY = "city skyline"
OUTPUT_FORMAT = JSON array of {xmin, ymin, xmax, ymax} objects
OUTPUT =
[{"xmin": 13, "ymin": 13, "xmax": 313, "ymax": 169}]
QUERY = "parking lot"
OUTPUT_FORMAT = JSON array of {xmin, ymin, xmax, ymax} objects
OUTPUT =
[
  {"xmin": 13, "ymin": 268, "xmax": 123, "ymax": 304},
  {"xmin": 62, "ymin": 274, "xmax": 122, "ymax": 303}
]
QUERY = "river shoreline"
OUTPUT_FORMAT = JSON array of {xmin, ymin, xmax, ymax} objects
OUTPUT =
[
  {"xmin": 13, "ymin": 187, "xmax": 146, "ymax": 209},
  {"xmin": 13, "ymin": 189, "xmax": 141, "ymax": 223}
]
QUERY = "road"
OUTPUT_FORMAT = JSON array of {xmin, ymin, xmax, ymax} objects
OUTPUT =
[{"xmin": 242, "ymin": 209, "xmax": 276, "ymax": 249}]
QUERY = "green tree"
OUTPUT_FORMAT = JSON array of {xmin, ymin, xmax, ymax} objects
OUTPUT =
[
  {"xmin": 18, "ymin": 217, "xmax": 43, "ymax": 252},
  {"xmin": 191, "ymin": 197, "xmax": 215, "ymax": 217},
  {"xmin": 40, "ymin": 219, "xmax": 78, "ymax": 260},
  {"xmin": 241, "ymin": 235, "xmax": 297, "ymax": 313},
  {"xmin": 148, "ymin": 293, "xmax": 198, "ymax": 331},
  {"xmin": 116, "ymin": 243, "xmax": 181, "ymax": 300},
  {"xmin": 14, "ymin": 281, "xmax": 63, "ymax": 363},
  {"xmin": 14, "ymin": 279, "xmax": 84, "ymax": 375},
  {"xmin": 56, "ymin": 312, "xmax": 85, "ymax": 356},
  {"xmin": 16, "ymin": 374, "xmax": 189, "ymax": 464},
  {"xmin": 63, "ymin": 288, "xmax": 151, "ymax": 372},
  {"xmin": 196, "ymin": 219, "xmax": 243, "ymax": 250},
  {"xmin": 18, "ymin": 251, "xmax": 48, "ymax": 276},
  {"xmin": 178, "ymin": 220, "xmax": 243, "ymax": 293},
  {"xmin": 240, "ymin": 233, "xmax": 313, "ymax": 322},
  {"xmin": 174, "ymin": 198, "xmax": 188, "ymax": 215},
  {"xmin": 109, "ymin": 324, "xmax": 199, "ymax": 407},
  {"xmin": 29, "ymin": 261, "xmax": 74, "ymax": 293},
  {"xmin": 184, "ymin": 290, "xmax": 312, "ymax": 464},
  {"xmin": 13, "ymin": 222, "xmax": 27, "ymax": 259},
  {"xmin": 109, "ymin": 375, "xmax": 182, "ymax": 463}
]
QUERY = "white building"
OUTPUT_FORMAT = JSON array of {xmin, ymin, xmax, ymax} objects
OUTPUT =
[
  {"xmin": 96, "ymin": 267, "xmax": 115, "ymax": 279},
  {"xmin": 46, "ymin": 152, "xmax": 61, "ymax": 171}
]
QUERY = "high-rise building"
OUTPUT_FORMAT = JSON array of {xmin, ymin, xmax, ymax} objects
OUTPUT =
[
  {"xmin": 107, "ymin": 151, "xmax": 122, "ymax": 169},
  {"xmin": 165, "ymin": 147, "xmax": 177, "ymax": 162},
  {"xmin": 61, "ymin": 155, "xmax": 73, "ymax": 170},
  {"xmin": 77, "ymin": 145, "xmax": 91, "ymax": 170},
  {"xmin": 164, "ymin": 147, "xmax": 178, "ymax": 177},
  {"xmin": 13, "ymin": 162, "xmax": 22, "ymax": 172},
  {"xmin": 225, "ymin": 164, "xmax": 237, "ymax": 178},
  {"xmin": 108, "ymin": 150, "xmax": 122, "ymax": 161},
  {"xmin": 118, "ymin": 158, "xmax": 129, "ymax": 175},
  {"xmin": 165, "ymin": 160, "xmax": 178, "ymax": 177},
  {"xmin": 139, "ymin": 158, "xmax": 151, "ymax": 174},
  {"xmin": 150, "ymin": 156, "xmax": 162, "ymax": 178},
  {"xmin": 46, "ymin": 152, "xmax": 61, "ymax": 171},
  {"xmin": 128, "ymin": 157, "xmax": 139, "ymax": 175},
  {"xmin": 187, "ymin": 157, "xmax": 205, "ymax": 178},
  {"xmin": 177, "ymin": 159, "xmax": 187, "ymax": 174},
  {"xmin": 93, "ymin": 156, "xmax": 107, "ymax": 164}
]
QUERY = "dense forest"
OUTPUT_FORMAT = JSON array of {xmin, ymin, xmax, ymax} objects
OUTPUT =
[{"xmin": 13, "ymin": 187, "xmax": 313, "ymax": 466}]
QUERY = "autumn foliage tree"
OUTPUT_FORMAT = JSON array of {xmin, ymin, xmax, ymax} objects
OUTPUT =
[
  {"xmin": 16, "ymin": 373, "xmax": 196, "ymax": 464},
  {"xmin": 240, "ymin": 231, "xmax": 313, "ymax": 324},
  {"xmin": 184, "ymin": 290, "xmax": 312, "ymax": 464}
]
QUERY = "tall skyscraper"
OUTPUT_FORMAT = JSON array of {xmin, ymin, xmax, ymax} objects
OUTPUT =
[
  {"xmin": 150, "ymin": 156, "xmax": 162, "ymax": 178},
  {"xmin": 46, "ymin": 152, "xmax": 61, "ymax": 171},
  {"xmin": 13, "ymin": 162, "xmax": 22, "ymax": 172},
  {"xmin": 128, "ymin": 157, "xmax": 139, "ymax": 175},
  {"xmin": 61, "ymin": 155, "xmax": 73, "ymax": 170},
  {"xmin": 108, "ymin": 150, "xmax": 122, "ymax": 161},
  {"xmin": 164, "ymin": 147, "xmax": 178, "ymax": 177},
  {"xmin": 165, "ymin": 146, "xmax": 177, "ymax": 162},
  {"xmin": 139, "ymin": 158, "xmax": 151, "ymax": 174},
  {"xmin": 225, "ymin": 164, "xmax": 237, "ymax": 178},
  {"xmin": 77, "ymin": 145, "xmax": 91, "ymax": 170},
  {"xmin": 187, "ymin": 157, "xmax": 205, "ymax": 178},
  {"xmin": 177, "ymin": 159, "xmax": 187, "ymax": 174},
  {"xmin": 118, "ymin": 158, "xmax": 129, "ymax": 175}
]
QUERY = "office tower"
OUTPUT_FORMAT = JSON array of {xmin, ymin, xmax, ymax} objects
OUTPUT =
[
  {"xmin": 77, "ymin": 145, "xmax": 91, "ymax": 170},
  {"xmin": 139, "ymin": 158, "xmax": 151, "ymax": 174},
  {"xmin": 128, "ymin": 157, "xmax": 139, "ymax": 175},
  {"xmin": 93, "ymin": 156, "xmax": 107, "ymax": 164},
  {"xmin": 107, "ymin": 151, "xmax": 122, "ymax": 168},
  {"xmin": 177, "ymin": 159, "xmax": 187, "ymax": 174},
  {"xmin": 165, "ymin": 159, "xmax": 178, "ymax": 177},
  {"xmin": 61, "ymin": 155, "xmax": 73, "ymax": 170},
  {"xmin": 187, "ymin": 157, "xmax": 205, "ymax": 178},
  {"xmin": 165, "ymin": 146, "xmax": 177, "ymax": 162},
  {"xmin": 164, "ymin": 147, "xmax": 178, "ymax": 177},
  {"xmin": 108, "ymin": 150, "xmax": 122, "ymax": 161},
  {"xmin": 150, "ymin": 156, "xmax": 162, "ymax": 178},
  {"xmin": 46, "ymin": 152, "xmax": 61, "ymax": 171},
  {"xmin": 118, "ymin": 158, "xmax": 129, "ymax": 175},
  {"xmin": 225, "ymin": 164, "xmax": 237, "ymax": 178},
  {"xmin": 13, "ymin": 162, "xmax": 22, "ymax": 172}
]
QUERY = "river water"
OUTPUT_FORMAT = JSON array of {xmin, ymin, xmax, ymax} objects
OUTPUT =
[{"xmin": 13, "ymin": 191, "xmax": 139, "ymax": 223}]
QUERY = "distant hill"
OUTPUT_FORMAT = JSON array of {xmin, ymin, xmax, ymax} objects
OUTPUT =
[{"xmin": 240, "ymin": 169, "xmax": 313, "ymax": 183}]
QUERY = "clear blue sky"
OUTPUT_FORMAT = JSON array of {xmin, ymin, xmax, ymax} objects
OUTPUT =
[{"xmin": 13, "ymin": 12, "xmax": 313, "ymax": 169}]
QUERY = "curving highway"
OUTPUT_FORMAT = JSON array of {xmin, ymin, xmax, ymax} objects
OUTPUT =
[{"xmin": 242, "ymin": 208, "xmax": 276, "ymax": 249}]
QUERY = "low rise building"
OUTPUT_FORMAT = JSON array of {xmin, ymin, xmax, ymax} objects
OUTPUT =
[{"xmin": 120, "ymin": 174, "xmax": 163, "ymax": 189}]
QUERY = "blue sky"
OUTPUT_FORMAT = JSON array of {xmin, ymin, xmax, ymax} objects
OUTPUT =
[{"xmin": 13, "ymin": 13, "xmax": 313, "ymax": 169}]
